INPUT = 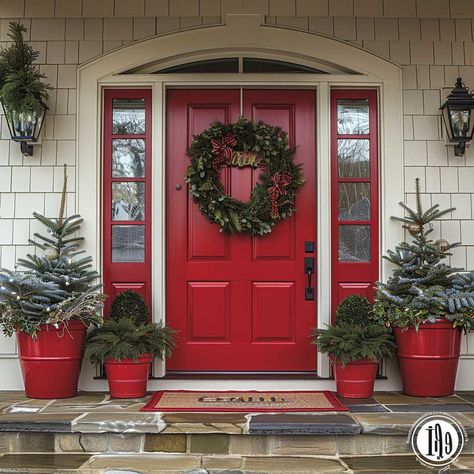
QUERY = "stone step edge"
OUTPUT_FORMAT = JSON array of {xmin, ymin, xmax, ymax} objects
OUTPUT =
[{"xmin": 0, "ymin": 411, "xmax": 473, "ymax": 436}]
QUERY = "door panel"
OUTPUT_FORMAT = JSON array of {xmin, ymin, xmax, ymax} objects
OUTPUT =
[
  {"xmin": 188, "ymin": 282, "xmax": 231, "ymax": 341},
  {"xmin": 166, "ymin": 89, "xmax": 316, "ymax": 371},
  {"xmin": 252, "ymin": 282, "xmax": 295, "ymax": 341}
]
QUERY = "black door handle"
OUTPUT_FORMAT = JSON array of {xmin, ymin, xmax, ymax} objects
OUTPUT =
[{"xmin": 304, "ymin": 257, "xmax": 314, "ymax": 300}]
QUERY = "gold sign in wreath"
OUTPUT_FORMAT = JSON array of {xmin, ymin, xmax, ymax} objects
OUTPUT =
[{"xmin": 185, "ymin": 118, "xmax": 305, "ymax": 236}]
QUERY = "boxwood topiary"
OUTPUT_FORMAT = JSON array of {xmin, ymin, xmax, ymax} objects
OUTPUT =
[
  {"xmin": 109, "ymin": 290, "xmax": 149, "ymax": 326},
  {"xmin": 335, "ymin": 294, "xmax": 373, "ymax": 326}
]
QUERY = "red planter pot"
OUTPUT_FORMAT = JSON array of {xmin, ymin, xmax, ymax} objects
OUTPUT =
[
  {"xmin": 333, "ymin": 359, "xmax": 378, "ymax": 398},
  {"xmin": 394, "ymin": 320, "xmax": 461, "ymax": 397},
  {"xmin": 104, "ymin": 354, "xmax": 153, "ymax": 398},
  {"xmin": 17, "ymin": 320, "xmax": 87, "ymax": 399}
]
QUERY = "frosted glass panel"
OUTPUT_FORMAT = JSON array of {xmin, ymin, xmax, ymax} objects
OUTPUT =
[
  {"xmin": 112, "ymin": 139, "xmax": 145, "ymax": 178},
  {"xmin": 339, "ymin": 225, "xmax": 370, "ymax": 262},
  {"xmin": 112, "ymin": 98, "xmax": 145, "ymax": 134},
  {"xmin": 112, "ymin": 182, "xmax": 145, "ymax": 221},
  {"xmin": 112, "ymin": 225, "xmax": 145, "ymax": 262},
  {"xmin": 338, "ymin": 183, "xmax": 370, "ymax": 221},
  {"xmin": 337, "ymin": 99, "xmax": 369, "ymax": 135},
  {"xmin": 338, "ymin": 139, "xmax": 370, "ymax": 178}
]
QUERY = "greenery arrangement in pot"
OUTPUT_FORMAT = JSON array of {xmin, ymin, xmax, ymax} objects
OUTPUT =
[
  {"xmin": 0, "ymin": 22, "xmax": 50, "ymax": 143},
  {"xmin": 85, "ymin": 290, "xmax": 176, "ymax": 398},
  {"xmin": 312, "ymin": 295, "xmax": 395, "ymax": 398},
  {"xmin": 0, "ymin": 166, "xmax": 105, "ymax": 399},
  {"xmin": 374, "ymin": 179, "xmax": 474, "ymax": 397}
]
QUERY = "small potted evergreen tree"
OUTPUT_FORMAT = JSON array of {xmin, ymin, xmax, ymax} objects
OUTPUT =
[
  {"xmin": 374, "ymin": 179, "xmax": 474, "ymax": 396},
  {"xmin": 85, "ymin": 291, "xmax": 176, "ymax": 398},
  {"xmin": 312, "ymin": 295, "xmax": 395, "ymax": 398},
  {"xmin": 0, "ymin": 166, "xmax": 104, "ymax": 398}
]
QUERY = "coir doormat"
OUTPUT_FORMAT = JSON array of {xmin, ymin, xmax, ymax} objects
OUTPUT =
[{"xmin": 141, "ymin": 390, "xmax": 348, "ymax": 412}]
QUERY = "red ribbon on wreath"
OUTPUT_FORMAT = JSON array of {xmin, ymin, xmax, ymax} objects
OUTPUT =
[
  {"xmin": 211, "ymin": 134, "xmax": 237, "ymax": 170},
  {"xmin": 268, "ymin": 172, "xmax": 292, "ymax": 218}
]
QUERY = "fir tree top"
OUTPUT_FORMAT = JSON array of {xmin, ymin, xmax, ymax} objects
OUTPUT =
[
  {"xmin": 392, "ymin": 178, "xmax": 455, "ymax": 238},
  {"xmin": 16, "ymin": 164, "xmax": 99, "ymax": 294}
]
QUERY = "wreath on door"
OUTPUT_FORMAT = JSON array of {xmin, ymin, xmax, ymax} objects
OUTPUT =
[{"xmin": 185, "ymin": 118, "xmax": 305, "ymax": 236}]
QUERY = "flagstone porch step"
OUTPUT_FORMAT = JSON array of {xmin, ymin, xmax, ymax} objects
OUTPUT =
[
  {"xmin": 0, "ymin": 452, "xmax": 473, "ymax": 472},
  {"xmin": 0, "ymin": 392, "xmax": 474, "ymax": 471},
  {"xmin": 248, "ymin": 413, "xmax": 361, "ymax": 434},
  {"xmin": 1, "ymin": 391, "xmax": 474, "ymax": 436}
]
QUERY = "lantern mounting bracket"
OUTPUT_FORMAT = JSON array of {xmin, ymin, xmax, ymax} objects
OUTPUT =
[
  {"xmin": 20, "ymin": 142, "xmax": 33, "ymax": 156},
  {"xmin": 454, "ymin": 142, "xmax": 466, "ymax": 157}
]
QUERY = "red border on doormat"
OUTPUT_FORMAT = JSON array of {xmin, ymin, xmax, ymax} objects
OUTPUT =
[{"xmin": 140, "ymin": 390, "xmax": 348, "ymax": 412}]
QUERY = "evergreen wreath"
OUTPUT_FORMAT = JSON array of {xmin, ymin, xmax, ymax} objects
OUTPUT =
[{"xmin": 185, "ymin": 118, "xmax": 306, "ymax": 235}]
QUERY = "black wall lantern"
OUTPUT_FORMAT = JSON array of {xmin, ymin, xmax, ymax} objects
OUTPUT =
[
  {"xmin": 440, "ymin": 78, "xmax": 474, "ymax": 157},
  {"xmin": 2, "ymin": 104, "xmax": 47, "ymax": 156}
]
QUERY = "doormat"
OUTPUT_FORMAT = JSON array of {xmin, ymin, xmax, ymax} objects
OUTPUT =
[{"xmin": 141, "ymin": 390, "xmax": 348, "ymax": 412}]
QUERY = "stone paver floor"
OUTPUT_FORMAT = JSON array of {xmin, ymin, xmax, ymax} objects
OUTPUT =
[
  {"xmin": 1, "ymin": 390, "xmax": 474, "ymax": 435},
  {"xmin": 0, "ymin": 391, "xmax": 474, "ymax": 472}
]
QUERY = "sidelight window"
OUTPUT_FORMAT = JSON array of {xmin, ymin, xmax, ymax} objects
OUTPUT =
[
  {"xmin": 331, "ymin": 90, "xmax": 379, "ymax": 314},
  {"xmin": 103, "ymin": 89, "xmax": 152, "ymax": 314}
]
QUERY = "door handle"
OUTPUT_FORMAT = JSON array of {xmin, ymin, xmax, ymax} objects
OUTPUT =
[{"xmin": 304, "ymin": 257, "xmax": 314, "ymax": 300}]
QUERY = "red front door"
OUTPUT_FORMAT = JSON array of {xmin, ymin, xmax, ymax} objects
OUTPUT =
[{"xmin": 166, "ymin": 89, "xmax": 316, "ymax": 372}]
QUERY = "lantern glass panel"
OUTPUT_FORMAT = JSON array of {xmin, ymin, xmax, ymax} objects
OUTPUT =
[
  {"xmin": 4, "ymin": 106, "xmax": 46, "ymax": 141},
  {"xmin": 449, "ymin": 107, "xmax": 472, "ymax": 139},
  {"xmin": 442, "ymin": 107, "xmax": 452, "ymax": 139}
]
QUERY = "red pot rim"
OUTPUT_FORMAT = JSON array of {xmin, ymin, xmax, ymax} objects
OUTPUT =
[
  {"xmin": 331, "ymin": 357, "xmax": 378, "ymax": 365},
  {"xmin": 394, "ymin": 319, "xmax": 461, "ymax": 331},
  {"xmin": 17, "ymin": 319, "xmax": 88, "ymax": 335},
  {"xmin": 17, "ymin": 321, "xmax": 88, "ymax": 342},
  {"xmin": 105, "ymin": 354, "xmax": 153, "ymax": 364}
]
